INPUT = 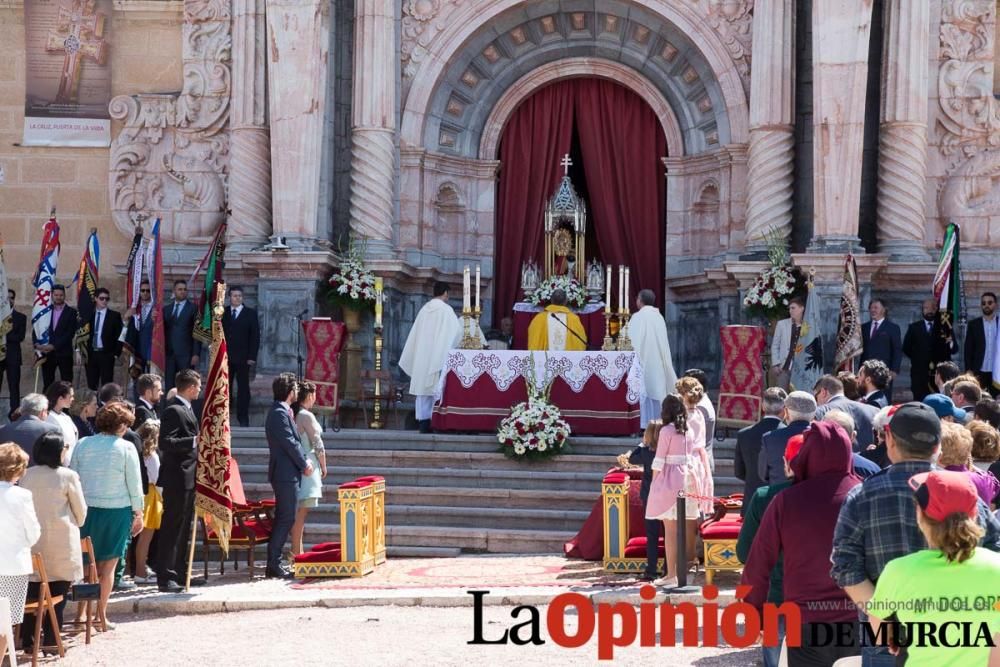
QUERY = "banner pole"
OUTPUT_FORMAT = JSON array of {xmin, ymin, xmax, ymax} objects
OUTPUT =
[{"xmin": 184, "ymin": 509, "xmax": 198, "ymax": 592}]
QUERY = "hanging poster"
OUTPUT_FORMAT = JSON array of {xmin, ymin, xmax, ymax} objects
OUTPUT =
[{"xmin": 22, "ymin": 0, "xmax": 113, "ymax": 147}]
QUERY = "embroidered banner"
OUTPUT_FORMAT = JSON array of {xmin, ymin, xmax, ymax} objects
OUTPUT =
[
  {"xmin": 718, "ymin": 325, "xmax": 766, "ymax": 427},
  {"xmin": 22, "ymin": 0, "xmax": 113, "ymax": 147},
  {"xmin": 303, "ymin": 318, "xmax": 347, "ymax": 410}
]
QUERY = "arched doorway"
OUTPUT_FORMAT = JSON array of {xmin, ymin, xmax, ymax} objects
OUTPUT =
[{"xmin": 493, "ymin": 77, "xmax": 668, "ymax": 321}]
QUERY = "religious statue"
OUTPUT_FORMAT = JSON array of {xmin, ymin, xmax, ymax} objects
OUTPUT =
[
  {"xmin": 544, "ymin": 154, "xmax": 587, "ymax": 283},
  {"xmin": 585, "ymin": 259, "xmax": 605, "ymax": 303},
  {"xmin": 521, "ymin": 260, "xmax": 540, "ymax": 297}
]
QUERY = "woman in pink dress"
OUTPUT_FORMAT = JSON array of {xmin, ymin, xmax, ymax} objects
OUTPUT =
[{"xmin": 645, "ymin": 393, "xmax": 712, "ymax": 587}]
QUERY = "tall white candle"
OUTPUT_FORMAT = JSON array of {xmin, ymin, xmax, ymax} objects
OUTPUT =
[
  {"xmin": 475, "ymin": 265, "xmax": 481, "ymax": 312},
  {"xmin": 624, "ymin": 268, "xmax": 630, "ymax": 312},
  {"xmin": 605, "ymin": 265, "xmax": 611, "ymax": 313},
  {"xmin": 463, "ymin": 266, "xmax": 471, "ymax": 312},
  {"xmin": 618, "ymin": 265, "xmax": 624, "ymax": 314}
]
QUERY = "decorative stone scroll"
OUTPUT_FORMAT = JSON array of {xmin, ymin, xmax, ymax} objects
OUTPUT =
[
  {"xmin": 705, "ymin": 0, "xmax": 754, "ymax": 95},
  {"xmin": 401, "ymin": 0, "xmax": 461, "ymax": 86},
  {"xmin": 108, "ymin": 0, "xmax": 231, "ymax": 243}
]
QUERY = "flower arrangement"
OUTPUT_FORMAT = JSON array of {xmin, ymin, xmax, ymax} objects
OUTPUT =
[
  {"xmin": 743, "ymin": 230, "xmax": 801, "ymax": 321},
  {"xmin": 527, "ymin": 275, "xmax": 587, "ymax": 309},
  {"xmin": 326, "ymin": 236, "xmax": 377, "ymax": 311},
  {"xmin": 497, "ymin": 356, "xmax": 571, "ymax": 460}
]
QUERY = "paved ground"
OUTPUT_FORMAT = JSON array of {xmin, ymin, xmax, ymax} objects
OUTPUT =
[{"xmin": 48, "ymin": 606, "xmax": 760, "ymax": 666}]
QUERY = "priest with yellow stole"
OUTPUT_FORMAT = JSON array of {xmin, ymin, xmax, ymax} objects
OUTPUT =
[{"xmin": 527, "ymin": 289, "xmax": 587, "ymax": 351}]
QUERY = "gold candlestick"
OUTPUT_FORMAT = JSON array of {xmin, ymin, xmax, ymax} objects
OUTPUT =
[
  {"xmin": 458, "ymin": 308, "xmax": 483, "ymax": 350},
  {"xmin": 602, "ymin": 312, "xmax": 615, "ymax": 351},
  {"xmin": 617, "ymin": 312, "xmax": 633, "ymax": 351},
  {"xmin": 370, "ymin": 323, "xmax": 385, "ymax": 429}
]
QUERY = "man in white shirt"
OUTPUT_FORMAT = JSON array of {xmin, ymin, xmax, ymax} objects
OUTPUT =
[
  {"xmin": 399, "ymin": 282, "xmax": 461, "ymax": 434},
  {"xmin": 965, "ymin": 292, "xmax": 999, "ymax": 394}
]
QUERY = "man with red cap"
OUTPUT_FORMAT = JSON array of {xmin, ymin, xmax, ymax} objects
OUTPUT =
[{"xmin": 742, "ymin": 421, "xmax": 862, "ymax": 665}]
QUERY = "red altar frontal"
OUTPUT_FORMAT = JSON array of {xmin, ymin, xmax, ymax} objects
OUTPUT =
[{"xmin": 431, "ymin": 350, "xmax": 643, "ymax": 436}]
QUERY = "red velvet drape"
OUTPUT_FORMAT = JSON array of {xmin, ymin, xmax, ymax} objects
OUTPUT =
[
  {"xmin": 494, "ymin": 79, "xmax": 666, "ymax": 321},
  {"xmin": 574, "ymin": 79, "xmax": 666, "ymax": 310},
  {"xmin": 494, "ymin": 84, "xmax": 575, "ymax": 323}
]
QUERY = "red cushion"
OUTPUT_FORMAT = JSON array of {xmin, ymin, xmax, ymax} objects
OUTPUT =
[
  {"xmin": 339, "ymin": 481, "xmax": 373, "ymax": 490},
  {"xmin": 309, "ymin": 541, "xmax": 340, "ymax": 552},
  {"xmin": 294, "ymin": 547, "xmax": 342, "ymax": 563},
  {"xmin": 603, "ymin": 473, "xmax": 628, "ymax": 484},
  {"xmin": 700, "ymin": 519, "xmax": 742, "ymax": 539},
  {"xmin": 207, "ymin": 518, "xmax": 271, "ymax": 541},
  {"xmin": 623, "ymin": 536, "xmax": 666, "ymax": 557},
  {"xmin": 355, "ymin": 475, "xmax": 385, "ymax": 483}
]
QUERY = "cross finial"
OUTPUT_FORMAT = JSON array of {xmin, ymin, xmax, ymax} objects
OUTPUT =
[{"xmin": 560, "ymin": 153, "xmax": 572, "ymax": 176}]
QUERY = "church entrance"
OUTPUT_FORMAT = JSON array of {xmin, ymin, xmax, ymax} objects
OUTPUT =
[{"xmin": 493, "ymin": 77, "xmax": 668, "ymax": 322}]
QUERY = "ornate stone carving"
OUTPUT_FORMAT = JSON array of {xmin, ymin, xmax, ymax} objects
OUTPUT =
[
  {"xmin": 878, "ymin": 123, "xmax": 928, "ymax": 243},
  {"xmin": 401, "ymin": 0, "xmax": 461, "ymax": 85},
  {"xmin": 745, "ymin": 127, "xmax": 795, "ymax": 243},
  {"xmin": 109, "ymin": 0, "xmax": 231, "ymax": 243},
  {"xmin": 937, "ymin": 0, "xmax": 1000, "ymax": 237},
  {"xmin": 350, "ymin": 128, "xmax": 396, "ymax": 241},
  {"xmin": 705, "ymin": 0, "xmax": 754, "ymax": 94}
]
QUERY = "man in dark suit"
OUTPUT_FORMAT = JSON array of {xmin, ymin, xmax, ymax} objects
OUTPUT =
[
  {"xmin": 857, "ymin": 359, "xmax": 890, "ymax": 408},
  {"xmin": 156, "ymin": 369, "xmax": 203, "ymax": 592},
  {"xmin": 813, "ymin": 374, "xmax": 879, "ymax": 450},
  {"xmin": 860, "ymin": 299, "xmax": 903, "ymax": 401},
  {"xmin": 222, "ymin": 286, "xmax": 259, "ymax": 427},
  {"xmin": 0, "ymin": 393, "xmax": 59, "ymax": 461},
  {"xmin": 133, "ymin": 373, "xmax": 162, "ymax": 430},
  {"xmin": 758, "ymin": 391, "xmax": 816, "ymax": 485},
  {"xmin": 265, "ymin": 373, "xmax": 313, "ymax": 578},
  {"xmin": 903, "ymin": 299, "xmax": 957, "ymax": 401},
  {"xmin": 163, "ymin": 280, "xmax": 202, "ymax": 393},
  {"xmin": 734, "ymin": 387, "xmax": 786, "ymax": 516},
  {"xmin": 1, "ymin": 289, "xmax": 27, "ymax": 420},
  {"xmin": 85, "ymin": 287, "xmax": 124, "ymax": 390},
  {"xmin": 34, "ymin": 284, "xmax": 77, "ymax": 389},
  {"xmin": 964, "ymin": 292, "xmax": 998, "ymax": 394}
]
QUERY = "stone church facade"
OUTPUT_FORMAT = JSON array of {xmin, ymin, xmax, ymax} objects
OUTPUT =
[{"xmin": 2, "ymin": 0, "xmax": 1000, "ymax": 385}]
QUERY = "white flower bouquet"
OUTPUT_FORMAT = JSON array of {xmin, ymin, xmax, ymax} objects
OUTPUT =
[
  {"xmin": 497, "ymin": 353, "xmax": 571, "ymax": 460},
  {"xmin": 527, "ymin": 275, "xmax": 587, "ymax": 309},
  {"xmin": 327, "ymin": 237, "xmax": 377, "ymax": 310},
  {"xmin": 743, "ymin": 229, "xmax": 800, "ymax": 321}
]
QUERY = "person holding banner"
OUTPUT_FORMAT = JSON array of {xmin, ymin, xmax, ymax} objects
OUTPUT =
[{"xmin": 34, "ymin": 285, "xmax": 77, "ymax": 389}]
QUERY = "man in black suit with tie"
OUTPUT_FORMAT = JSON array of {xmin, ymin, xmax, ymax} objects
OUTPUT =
[
  {"xmin": 133, "ymin": 373, "xmax": 162, "ymax": 430},
  {"xmin": 733, "ymin": 387, "xmax": 786, "ymax": 516},
  {"xmin": 964, "ymin": 292, "xmax": 998, "ymax": 394},
  {"xmin": 222, "ymin": 286, "xmax": 260, "ymax": 427},
  {"xmin": 85, "ymin": 287, "xmax": 124, "ymax": 390},
  {"xmin": 163, "ymin": 280, "xmax": 202, "ymax": 393},
  {"xmin": 265, "ymin": 373, "xmax": 313, "ymax": 578},
  {"xmin": 903, "ymin": 299, "xmax": 957, "ymax": 401},
  {"xmin": 1, "ymin": 289, "xmax": 27, "ymax": 420},
  {"xmin": 860, "ymin": 299, "xmax": 902, "ymax": 401},
  {"xmin": 34, "ymin": 284, "xmax": 77, "ymax": 389},
  {"xmin": 156, "ymin": 369, "xmax": 203, "ymax": 591}
]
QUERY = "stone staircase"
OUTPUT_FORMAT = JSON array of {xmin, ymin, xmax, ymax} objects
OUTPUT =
[{"xmin": 233, "ymin": 428, "xmax": 741, "ymax": 557}]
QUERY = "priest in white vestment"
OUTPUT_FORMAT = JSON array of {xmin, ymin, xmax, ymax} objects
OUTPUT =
[
  {"xmin": 626, "ymin": 289, "xmax": 678, "ymax": 427},
  {"xmin": 399, "ymin": 281, "xmax": 461, "ymax": 433}
]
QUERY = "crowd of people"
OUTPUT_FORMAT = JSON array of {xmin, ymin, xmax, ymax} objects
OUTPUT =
[
  {"xmin": 1, "ymin": 283, "xmax": 260, "ymax": 427},
  {"xmin": 0, "ymin": 368, "xmax": 324, "ymax": 659},
  {"xmin": 730, "ymin": 367, "xmax": 1000, "ymax": 666}
]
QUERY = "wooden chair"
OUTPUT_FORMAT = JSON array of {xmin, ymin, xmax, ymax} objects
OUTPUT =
[
  {"xmin": 359, "ymin": 369, "xmax": 403, "ymax": 429},
  {"xmin": 75, "ymin": 536, "xmax": 104, "ymax": 643},
  {"xmin": 201, "ymin": 458, "xmax": 274, "ymax": 579},
  {"xmin": 0, "ymin": 596, "xmax": 15, "ymax": 667},
  {"xmin": 19, "ymin": 554, "xmax": 65, "ymax": 665}
]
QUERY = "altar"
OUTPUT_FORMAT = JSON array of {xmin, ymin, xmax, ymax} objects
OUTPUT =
[
  {"xmin": 431, "ymin": 350, "xmax": 643, "ymax": 436},
  {"xmin": 511, "ymin": 302, "xmax": 607, "ymax": 350}
]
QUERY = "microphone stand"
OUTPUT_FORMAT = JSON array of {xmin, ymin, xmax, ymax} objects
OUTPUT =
[
  {"xmin": 295, "ymin": 310, "xmax": 307, "ymax": 380},
  {"xmin": 549, "ymin": 312, "xmax": 592, "ymax": 350}
]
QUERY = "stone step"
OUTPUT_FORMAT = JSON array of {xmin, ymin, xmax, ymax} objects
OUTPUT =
[
  {"xmin": 383, "ymin": 545, "xmax": 463, "ymax": 558},
  {"xmin": 238, "ymin": 464, "xmax": 608, "ymax": 492},
  {"xmin": 232, "ymin": 447, "xmax": 619, "ymax": 473},
  {"xmin": 243, "ymin": 483, "xmax": 599, "ymax": 512},
  {"xmin": 302, "ymin": 503, "xmax": 591, "ymax": 532},
  {"xmin": 304, "ymin": 523, "xmax": 575, "ymax": 554}
]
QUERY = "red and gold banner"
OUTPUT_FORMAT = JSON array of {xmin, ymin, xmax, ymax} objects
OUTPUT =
[
  {"xmin": 717, "ymin": 325, "xmax": 766, "ymax": 428},
  {"xmin": 303, "ymin": 318, "xmax": 346, "ymax": 411},
  {"xmin": 194, "ymin": 294, "xmax": 233, "ymax": 554}
]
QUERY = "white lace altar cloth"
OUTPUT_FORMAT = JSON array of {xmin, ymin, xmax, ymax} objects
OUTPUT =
[{"xmin": 435, "ymin": 350, "xmax": 645, "ymax": 404}]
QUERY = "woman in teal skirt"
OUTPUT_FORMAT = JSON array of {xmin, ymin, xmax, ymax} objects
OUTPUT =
[
  {"xmin": 290, "ymin": 381, "xmax": 327, "ymax": 555},
  {"xmin": 70, "ymin": 402, "xmax": 144, "ymax": 627}
]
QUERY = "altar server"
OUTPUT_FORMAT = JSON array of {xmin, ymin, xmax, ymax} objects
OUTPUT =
[
  {"xmin": 400, "ymin": 282, "xmax": 461, "ymax": 434},
  {"xmin": 627, "ymin": 289, "xmax": 678, "ymax": 427},
  {"xmin": 526, "ymin": 289, "xmax": 587, "ymax": 351}
]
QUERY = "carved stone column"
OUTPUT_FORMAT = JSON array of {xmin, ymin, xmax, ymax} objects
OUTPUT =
[
  {"xmin": 266, "ymin": 0, "xmax": 331, "ymax": 241},
  {"xmin": 810, "ymin": 0, "xmax": 874, "ymax": 251},
  {"xmin": 349, "ymin": 0, "xmax": 396, "ymax": 245},
  {"xmin": 876, "ymin": 0, "xmax": 930, "ymax": 260},
  {"xmin": 744, "ymin": 0, "xmax": 795, "ymax": 253},
  {"xmin": 230, "ymin": 0, "xmax": 272, "ymax": 244}
]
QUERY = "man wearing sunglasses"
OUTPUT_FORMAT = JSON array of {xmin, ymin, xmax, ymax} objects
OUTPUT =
[{"xmin": 85, "ymin": 287, "xmax": 124, "ymax": 390}]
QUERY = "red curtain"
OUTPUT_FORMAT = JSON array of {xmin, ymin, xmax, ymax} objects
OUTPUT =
[
  {"xmin": 494, "ymin": 83, "xmax": 575, "ymax": 322},
  {"xmin": 494, "ymin": 79, "xmax": 667, "ymax": 320},
  {"xmin": 574, "ymin": 79, "xmax": 666, "ymax": 310}
]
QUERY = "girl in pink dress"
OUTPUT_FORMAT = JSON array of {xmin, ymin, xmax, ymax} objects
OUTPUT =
[{"xmin": 645, "ymin": 393, "xmax": 712, "ymax": 586}]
